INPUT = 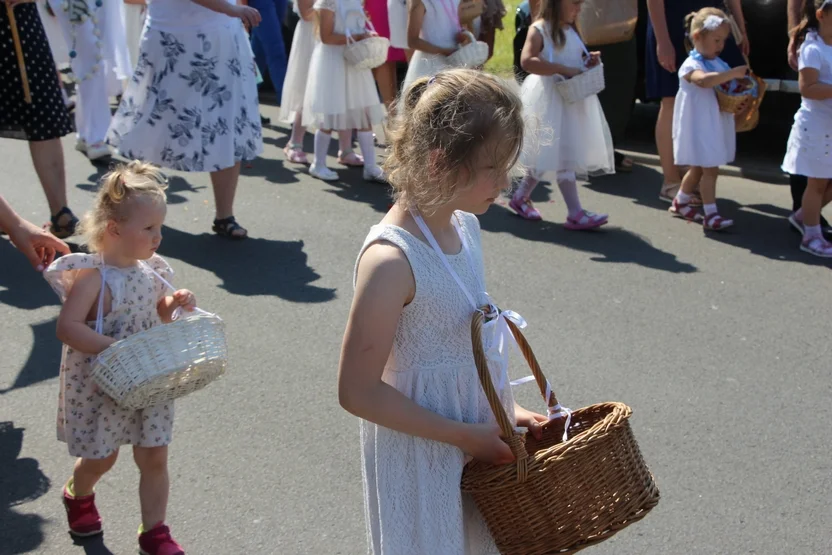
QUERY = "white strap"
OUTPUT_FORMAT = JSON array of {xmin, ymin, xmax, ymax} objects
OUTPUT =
[
  {"xmin": 94, "ymin": 267, "xmax": 107, "ymax": 335},
  {"xmin": 142, "ymin": 261, "xmax": 211, "ymax": 320},
  {"xmin": 411, "ymin": 210, "xmax": 479, "ymax": 311}
]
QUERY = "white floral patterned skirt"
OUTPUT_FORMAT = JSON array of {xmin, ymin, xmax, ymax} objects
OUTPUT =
[{"xmin": 107, "ymin": 19, "xmax": 263, "ymax": 172}]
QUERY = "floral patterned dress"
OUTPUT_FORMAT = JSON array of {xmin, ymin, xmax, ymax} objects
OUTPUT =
[
  {"xmin": 44, "ymin": 254, "xmax": 176, "ymax": 459},
  {"xmin": 107, "ymin": 0, "xmax": 263, "ymax": 172}
]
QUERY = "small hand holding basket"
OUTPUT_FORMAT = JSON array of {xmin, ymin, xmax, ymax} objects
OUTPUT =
[
  {"xmin": 461, "ymin": 310, "xmax": 660, "ymax": 555},
  {"xmin": 91, "ymin": 265, "xmax": 228, "ymax": 410},
  {"xmin": 553, "ymin": 44, "xmax": 605, "ymax": 104},
  {"xmin": 342, "ymin": 12, "xmax": 390, "ymax": 70},
  {"xmin": 447, "ymin": 30, "xmax": 489, "ymax": 68}
]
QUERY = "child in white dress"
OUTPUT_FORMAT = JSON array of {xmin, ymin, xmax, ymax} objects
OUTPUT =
[
  {"xmin": 402, "ymin": 0, "xmax": 466, "ymax": 90},
  {"xmin": 45, "ymin": 162, "xmax": 196, "ymax": 555},
  {"xmin": 782, "ymin": 0, "xmax": 832, "ymax": 257},
  {"xmin": 108, "ymin": 0, "xmax": 263, "ymax": 240},
  {"xmin": 338, "ymin": 69, "xmax": 550, "ymax": 555},
  {"xmin": 669, "ymin": 8, "xmax": 748, "ymax": 231},
  {"xmin": 511, "ymin": 0, "xmax": 613, "ymax": 228},
  {"xmin": 303, "ymin": 0, "xmax": 386, "ymax": 182},
  {"xmin": 280, "ymin": 0, "xmax": 365, "ymax": 168}
]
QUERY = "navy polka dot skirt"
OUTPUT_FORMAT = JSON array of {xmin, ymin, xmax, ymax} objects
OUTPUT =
[{"xmin": 1, "ymin": 4, "xmax": 73, "ymax": 141}]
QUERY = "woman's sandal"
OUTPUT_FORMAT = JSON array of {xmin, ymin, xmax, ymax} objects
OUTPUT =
[
  {"xmin": 212, "ymin": 216, "xmax": 248, "ymax": 240},
  {"xmin": 703, "ymin": 213, "xmax": 734, "ymax": 231},
  {"xmin": 614, "ymin": 151, "xmax": 634, "ymax": 173},
  {"xmin": 49, "ymin": 207, "xmax": 79, "ymax": 239},
  {"xmin": 669, "ymin": 198, "xmax": 703, "ymax": 222}
]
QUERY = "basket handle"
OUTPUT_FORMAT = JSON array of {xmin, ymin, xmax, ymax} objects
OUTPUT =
[
  {"xmin": 471, "ymin": 310, "xmax": 565, "ymax": 480},
  {"xmin": 143, "ymin": 262, "xmax": 213, "ymax": 320}
]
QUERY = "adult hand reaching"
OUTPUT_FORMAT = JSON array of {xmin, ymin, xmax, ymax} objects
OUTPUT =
[
  {"xmin": 657, "ymin": 37, "xmax": 676, "ymax": 73},
  {"xmin": 7, "ymin": 217, "xmax": 70, "ymax": 271}
]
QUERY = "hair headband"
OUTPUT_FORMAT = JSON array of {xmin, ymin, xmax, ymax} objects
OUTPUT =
[{"xmin": 702, "ymin": 15, "xmax": 726, "ymax": 31}]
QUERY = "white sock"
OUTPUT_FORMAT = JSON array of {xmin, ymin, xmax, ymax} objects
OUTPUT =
[
  {"xmin": 357, "ymin": 131, "xmax": 377, "ymax": 169},
  {"xmin": 704, "ymin": 203, "xmax": 718, "ymax": 216},
  {"xmin": 805, "ymin": 224, "xmax": 822, "ymax": 239},
  {"xmin": 556, "ymin": 179, "xmax": 583, "ymax": 218},
  {"xmin": 676, "ymin": 191, "xmax": 692, "ymax": 204},
  {"xmin": 314, "ymin": 130, "xmax": 332, "ymax": 168}
]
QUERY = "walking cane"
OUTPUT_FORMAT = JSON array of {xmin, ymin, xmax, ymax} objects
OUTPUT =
[{"xmin": 5, "ymin": 1, "xmax": 32, "ymax": 104}]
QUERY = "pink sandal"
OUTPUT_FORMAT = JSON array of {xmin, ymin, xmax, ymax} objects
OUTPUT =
[
  {"xmin": 338, "ymin": 151, "xmax": 364, "ymax": 167},
  {"xmin": 669, "ymin": 197, "xmax": 703, "ymax": 222},
  {"xmin": 509, "ymin": 196, "xmax": 542, "ymax": 221},
  {"xmin": 283, "ymin": 144, "xmax": 309, "ymax": 165},
  {"xmin": 564, "ymin": 210, "xmax": 607, "ymax": 230},
  {"xmin": 800, "ymin": 236, "xmax": 832, "ymax": 258},
  {"xmin": 703, "ymin": 212, "xmax": 734, "ymax": 231}
]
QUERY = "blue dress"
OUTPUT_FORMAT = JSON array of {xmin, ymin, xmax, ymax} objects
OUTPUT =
[{"xmin": 645, "ymin": 0, "xmax": 744, "ymax": 100}]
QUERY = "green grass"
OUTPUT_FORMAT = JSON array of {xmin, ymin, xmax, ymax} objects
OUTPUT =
[{"xmin": 485, "ymin": 0, "xmax": 522, "ymax": 77}]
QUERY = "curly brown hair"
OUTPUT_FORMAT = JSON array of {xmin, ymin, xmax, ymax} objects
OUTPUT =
[{"xmin": 384, "ymin": 69, "xmax": 524, "ymax": 214}]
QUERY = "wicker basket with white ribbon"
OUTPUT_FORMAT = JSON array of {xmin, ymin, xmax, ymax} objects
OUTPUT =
[
  {"xmin": 448, "ymin": 31, "xmax": 488, "ymax": 68},
  {"xmin": 554, "ymin": 63, "xmax": 605, "ymax": 104},
  {"xmin": 343, "ymin": 14, "xmax": 390, "ymax": 70},
  {"xmin": 91, "ymin": 264, "xmax": 227, "ymax": 410}
]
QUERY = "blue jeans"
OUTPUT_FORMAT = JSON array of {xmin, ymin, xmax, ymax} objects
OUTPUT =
[{"xmin": 249, "ymin": 0, "xmax": 288, "ymax": 103}]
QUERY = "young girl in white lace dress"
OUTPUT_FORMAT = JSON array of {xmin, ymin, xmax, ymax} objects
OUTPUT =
[
  {"xmin": 302, "ymin": 0, "xmax": 386, "ymax": 182},
  {"xmin": 44, "ymin": 162, "xmax": 196, "ymax": 555},
  {"xmin": 280, "ymin": 0, "xmax": 366, "ymax": 168},
  {"xmin": 782, "ymin": 0, "xmax": 832, "ymax": 257},
  {"xmin": 402, "ymin": 0, "xmax": 466, "ymax": 90},
  {"xmin": 511, "ymin": 0, "xmax": 613, "ymax": 228},
  {"xmin": 338, "ymin": 69, "xmax": 550, "ymax": 555},
  {"xmin": 107, "ymin": 0, "xmax": 263, "ymax": 240},
  {"xmin": 669, "ymin": 8, "xmax": 748, "ymax": 231}
]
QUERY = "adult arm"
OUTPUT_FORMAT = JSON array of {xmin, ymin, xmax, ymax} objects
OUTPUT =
[
  {"xmin": 646, "ymin": 0, "xmax": 676, "ymax": 72},
  {"xmin": 787, "ymin": 0, "xmax": 802, "ymax": 70},
  {"xmin": 190, "ymin": 0, "xmax": 261, "ymax": 26},
  {"xmin": 0, "ymin": 195, "xmax": 69, "ymax": 271},
  {"xmin": 725, "ymin": 0, "xmax": 749, "ymax": 56}
]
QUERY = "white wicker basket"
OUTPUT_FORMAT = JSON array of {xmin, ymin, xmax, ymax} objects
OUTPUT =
[
  {"xmin": 447, "ymin": 31, "xmax": 488, "ymax": 68},
  {"xmin": 92, "ymin": 312, "xmax": 227, "ymax": 410},
  {"xmin": 554, "ymin": 63, "xmax": 605, "ymax": 104},
  {"xmin": 343, "ymin": 17, "xmax": 390, "ymax": 70}
]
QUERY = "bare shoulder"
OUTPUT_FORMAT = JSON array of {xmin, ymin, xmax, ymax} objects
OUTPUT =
[
  {"xmin": 68, "ymin": 268, "xmax": 103, "ymax": 295},
  {"xmin": 356, "ymin": 240, "xmax": 415, "ymax": 305}
]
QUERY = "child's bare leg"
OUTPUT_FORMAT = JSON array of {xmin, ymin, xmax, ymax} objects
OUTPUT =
[
  {"xmin": 679, "ymin": 166, "xmax": 703, "ymax": 196},
  {"xmin": 72, "ymin": 451, "xmax": 119, "ymax": 496},
  {"xmin": 133, "ymin": 445, "xmax": 169, "ymax": 530},
  {"xmin": 801, "ymin": 178, "xmax": 828, "ymax": 227},
  {"xmin": 697, "ymin": 167, "xmax": 718, "ymax": 206}
]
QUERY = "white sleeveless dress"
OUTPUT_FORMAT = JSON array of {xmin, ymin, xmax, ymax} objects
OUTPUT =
[
  {"xmin": 401, "ymin": 0, "xmax": 460, "ymax": 91},
  {"xmin": 354, "ymin": 211, "xmax": 514, "ymax": 555},
  {"xmin": 279, "ymin": 3, "xmax": 316, "ymax": 123},
  {"xmin": 302, "ymin": 0, "xmax": 386, "ymax": 130},
  {"xmin": 521, "ymin": 23, "xmax": 614, "ymax": 178}
]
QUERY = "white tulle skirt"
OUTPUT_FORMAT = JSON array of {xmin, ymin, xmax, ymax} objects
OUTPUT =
[
  {"xmin": 302, "ymin": 42, "xmax": 385, "ymax": 130},
  {"xmin": 520, "ymin": 74, "xmax": 615, "ymax": 178},
  {"xmin": 279, "ymin": 19, "xmax": 315, "ymax": 123}
]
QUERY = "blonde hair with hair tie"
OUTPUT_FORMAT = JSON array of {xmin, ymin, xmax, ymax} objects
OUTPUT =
[
  {"xmin": 79, "ymin": 161, "xmax": 168, "ymax": 253},
  {"xmin": 384, "ymin": 69, "xmax": 525, "ymax": 215}
]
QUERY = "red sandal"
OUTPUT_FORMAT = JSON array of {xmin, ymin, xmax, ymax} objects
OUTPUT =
[
  {"xmin": 703, "ymin": 212, "xmax": 734, "ymax": 231},
  {"xmin": 669, "ymin": 197, "xmax": 703, "ymax": 222},
  {"xmin": 62, "ymin": 482, "xmax": 103, "ymax": 538}
]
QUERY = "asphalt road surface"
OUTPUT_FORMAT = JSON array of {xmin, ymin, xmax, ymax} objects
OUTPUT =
[{"xmin": 1, "ymin": 105, "xmax": 830, "ymax": 555}]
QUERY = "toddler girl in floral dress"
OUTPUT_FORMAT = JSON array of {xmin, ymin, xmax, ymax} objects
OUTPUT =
[{"xmin": 45, "ymin": 162, "xmax": 196, "ymax": 555}]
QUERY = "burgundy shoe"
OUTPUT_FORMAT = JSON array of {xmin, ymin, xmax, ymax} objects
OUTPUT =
[
  {"xmin": 62, "ymin": 484, "xmax": 103, "ymax": 537},
  {"xmin": 139, "ymin": 523, "xmax": 185, "ymax": 555}
]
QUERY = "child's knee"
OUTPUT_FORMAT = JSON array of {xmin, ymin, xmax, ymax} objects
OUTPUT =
[{"xmin": 132, "ymin": 446, "xmax": 168, "ymax": 473}]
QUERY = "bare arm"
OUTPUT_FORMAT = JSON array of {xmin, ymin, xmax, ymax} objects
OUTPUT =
[
  {"xmin": 297, "ymin": 0, "xmax": 316, "ymax": 21},
  {"xmin": 788, "ymin": 0, "xmax": 802, "ymax": 30},
  {"xmin": 318, "ymin": 9, "xmax": 366, "ymax": 45},
  {"xmin": 646, "ymin": 0, "xmax": 670, "ymax": 46},
  {"xmin": 725, "ymin": 0, "xmax": 747, "ymax": 37},
  {"xmin": 686, "ymin": 65, "xmax": 747, "ymax": 88},
  {"xmin": 519, "ymin": 25, "xmax": 581, "ymax": 78},
  {"xmin": 337, "ymin": 242, "xmax": 514, "ymax": 465},
  {"xmin": 799, "ymin": 67, "xmax": 832, "ymax": 100},
  {"xmin": 56, "ymin": 269, "xmax": 117, "ymax": 355},
  {"xmin": 0, "ymin": 195, "xmax": 69, "ymax": 270},
  {"xmin": 407, "ymin": 0, "xmax": 456, "ymax": 55}
]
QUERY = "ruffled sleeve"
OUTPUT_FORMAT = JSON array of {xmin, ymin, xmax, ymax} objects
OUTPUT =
[
  {"xmin": 43, "ymin": 253, "xmax": 102, "ymax": 303},
  {"xmin": 314, "ymin": 0, "xmax": 337, "ymax": 12},
  {"xmin": 146, "ymin": 254, "xmax": 175, "ymax": 302}
]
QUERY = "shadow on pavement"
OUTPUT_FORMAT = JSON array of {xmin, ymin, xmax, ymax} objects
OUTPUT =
[
  {"xmin": 0, "ymin": 422, "xmax": 50, "ymax": 554},
  {"xmin": 158, "ymin": 225, "xmax": 336, "ymax": 302},
  {"xmin": 703, "ymin": 201, "xmax": 832, "ymax": 268},
  {"xmin": 484, "ymin": 179, "xmax": 697, "ymax": 274},
  {"xmin": 0, "ymin": 318, "xmax": 61, "ymax": 395},
  {"xmin": 71, "ymin": 534, "xmax": 116, "ymax": 555},
  {"xmin": 0, "ymin": 240, "xmax": 60, "ymax": 310}
]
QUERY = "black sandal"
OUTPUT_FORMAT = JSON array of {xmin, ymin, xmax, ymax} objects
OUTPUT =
[
  {"xmin": 50, "ymin": 207, "xmax": 79, "ymax": 239},
  {"xmin": 212, "ymin": 216, "xmax": 248, "ymax": 240}
]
